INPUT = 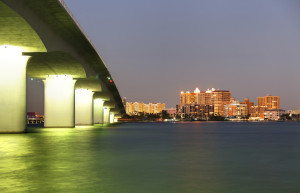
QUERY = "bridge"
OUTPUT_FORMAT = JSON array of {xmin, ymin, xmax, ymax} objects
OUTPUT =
[{"xmin": 0, "ymin": 0, "xmax": 125, "ymax": 133}]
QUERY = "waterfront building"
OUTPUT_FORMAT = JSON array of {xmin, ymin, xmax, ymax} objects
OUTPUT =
[
  {"xmin": 195, "ymin": 88, "xmax": 215, "ymax": 105},
  {"xmin": 250, "ymin": 106, "xmax": 268, "ymax": 120},
  {"xmin": 143, "ymin": 104, "xmax": 149, "ymax": 113},
  {"xmin": 194, "ymin": 88, "xmax": 201, "ymax": 104},
  {"xmin": 180, "ymin": 91, "xmax": 196, "ymax": 105},
  {"xmin": 133, "ymin": 102, "xmax": 144, "ymax": 113},
  {"xmin": 224, "ymin": 100, "xmax": 248, "ymax": 119},
  {"xmin": 211, "ymin": 90, "xmax": 231, "ymax": 116},
  {"xmin": 177, "ymin": 104, "xmax": 214, "ymax": 119},
  {"xmin": 149, "ymin": 103, "xmax": 166, "ymax": 114},
  {"xmin": 257, "ymin": 94, "xmax": 280, "ymax": 109},
  {"xmin": 240, "ymin": 98, "xmax": 254, "ymax": 115},
  {"xmin": 181, "ymin": 104, "xmax": 192, "ymax": 115},
  {"xmin": 126, "ymin": 102, "xmax": 134, "ymax": 115},
  {"xmin": 264, "ymin": 109, "xmax": 285, "ymax": 120},
  {"xmin": 179, "ymin": 88, "xmax": 231, "ymax": 116},
  {"xmin": 164, "ymin": 108, "xmax": 177, "ymax": 117},
  {"xmin": 202, "ymin": 88, "xmax": 214, "ymax": 105},
  {"xmin": 125, "ymin": 101, "xmax": 165, "ymax": 115},
  {"xmin": 256, "ymin": 94, "xmax": 280, "ymax": 119},
  {"xmin": 197, "ymin": 105, "xmax": 214, "ymax": 118}
]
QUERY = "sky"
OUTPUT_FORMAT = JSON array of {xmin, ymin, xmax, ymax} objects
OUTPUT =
[{"xmin": 28, "ymin": 0, "xmax": 300, "ymax": 113}]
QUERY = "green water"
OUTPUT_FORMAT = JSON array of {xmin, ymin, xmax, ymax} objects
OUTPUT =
[{"xmin": 1, "ymin": 122, "xmax": 300, "ymax": 193}]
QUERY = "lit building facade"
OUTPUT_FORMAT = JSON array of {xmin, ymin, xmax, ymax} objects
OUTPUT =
[
  {"xmin": 149, "ymin": 103, "xmax": 166, "ymax": 114},
  {"xmin": 133, "ymin": 102, "xmax": 144, "ymax": 113},
  {"xmin": 264, "ymin": 109, "xmax": 285, "ymax": 120},
  {"xmin": 257, "ymin": 95, "xmax": 280, "ymax": 109},
  {"xmin": 224, "ymin": 100, "xmax": 248, "ymax": 119},
  {"xmin": 177, "ymin": 104, "xmax": 214, "ymax": 119},
  {"xmin": 179, "ymin": 88, "xmax": 231, "ymax": 116},
  {"xmin": 180, "ymin": 91, "xmax": 196, "ymax": 105},
  {"xmin": 211, "ymin": 90, "xmax": 231, "ymax": 116},
  {"xmin": 125, "ymin": 101, "xmax": 165, "ymax": 115},
  {"xmin": 240, "ymin": 98, "xmax": 254, "ymax": 115},
  {"xmin": 126, "ymin": 102, "xmax": 134, "ymax": 114},
  {"xmin": 250, "ymin": 106, "xmax": 268, "ymax": 120},
  {"xmin": 256, "ymin": 94, "xmax": 280, "ymax": 119}
]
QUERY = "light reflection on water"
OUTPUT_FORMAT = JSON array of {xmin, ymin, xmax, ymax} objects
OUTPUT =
[{"xmin": 0, "ymin": 122, "xmax": 300, "ymax": 193}]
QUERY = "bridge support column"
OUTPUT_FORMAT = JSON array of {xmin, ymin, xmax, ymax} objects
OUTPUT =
[
  {"xmin": 93, "ymin": 99, "xmax": 104, "ymax": 124},
  {"xmin": 110, "ymin": 113, "xmax": 115, "ymax": 124},
  {"xmin": 43, "ymin": 76, "xmax": 76, "ymax": 128},
  {"xmin": 114, "ymin": 118, "xmax": 118, "ymax": 123},
  {"xmin": 75, "ymin": 89, "xmax": 94, "ymax": 125},
  {"xmin": 103, "ymin": 108, "xmax": 110, "ymax": 124},
  {"xmin": 0, "ymin": 46, "xmax": 29, "ymax": 133}
]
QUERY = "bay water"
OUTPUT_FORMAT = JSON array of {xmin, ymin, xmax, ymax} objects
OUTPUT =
[{"xmin": 1, "ymin": 122, "xmax": 300, "ymax": 193}]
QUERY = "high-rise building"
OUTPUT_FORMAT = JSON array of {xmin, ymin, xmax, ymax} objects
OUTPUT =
[
  {"xmin": 180, "ymin": 91, "xmax": 187, "ymax": 105},
  {"xmin": 152, "ymin": 103, "xmax": 166, "ymax": 114},
  {"xmin": 143, "ymin": 104, "xmax": 149, "ymax": 113},
  {"xmin": 126, "ymin": 102, "xmax": 134, "ymax": 114},
  {"xmin": 195, "ymin": 88, "xmax": 215, "ymax": 105},
  {"xmin": 179, "ymin": 88, "xmax": 231, "ymax": 116},
  {"xmin": 180, "ymin": 91, "xmax": 196, "ymax": 105},
  {"xmin": 133, "ymin": 102, "xmax": 144, "ymax": 113},
  {"xmin": 176, "ymin": 104, "xmax": 214, "ymax": 119},
  {"xmin": 257, "ymin": 94, "xmax": 280, "ymax": 109},
  {"xmin": 256, "ymin": 94, "xmax": 280, "ymax": 119},
  {"xmin": 257, "ymin": 97, "xmax": 265, "ymax": 108},
  {"xmin": 194, "ymin": 88, "xmax": 201, "ymax": 104},
  {"xmin": 211, "ymin": 90, "xmax": 231, "ymax": 116},
  {"xmin": 240, "ymin": 98, "xmax": 254, "ymax": 115}
]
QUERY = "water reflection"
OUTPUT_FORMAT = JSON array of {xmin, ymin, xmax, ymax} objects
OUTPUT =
[
  {"xmin": 0, "ymin": 123, "xmax": 300, "ymax": 193},
  {"xmin": 0, "ymin": 128, "xmax": 108, "ymax": 193}
]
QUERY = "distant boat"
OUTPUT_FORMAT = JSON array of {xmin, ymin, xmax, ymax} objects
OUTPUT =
[{"xmin": 163, "ymin": 119, "xmax": 176, "ymax": 122}]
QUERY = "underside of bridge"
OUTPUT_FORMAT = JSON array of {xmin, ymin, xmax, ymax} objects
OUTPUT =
[{"xmin": 0, "ymin": 0, "xmax": 125, "ymax": 132}]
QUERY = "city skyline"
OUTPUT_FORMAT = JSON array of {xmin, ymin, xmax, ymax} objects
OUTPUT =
[
  {"xmin": 28, "ymin": 0, "xmax": 300, "ymax": 114},
  {"xmin": 177, "ymin": 87, "xmax": 282, "ymax": 120}
]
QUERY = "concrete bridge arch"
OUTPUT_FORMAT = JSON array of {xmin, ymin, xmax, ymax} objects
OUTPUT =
[{"xmin": 0, "ymin": 0, "xmax": 124, "ymax": 132}]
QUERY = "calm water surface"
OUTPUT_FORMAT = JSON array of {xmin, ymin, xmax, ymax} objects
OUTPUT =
[{"xmin": 1, "ymin": 122, "xmax": 300, "ymax": 193}]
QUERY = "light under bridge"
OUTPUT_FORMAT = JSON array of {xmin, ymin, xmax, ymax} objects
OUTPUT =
[{"xmin": 0, "ymin": 0, "xmax": 125, "ymax": 133}]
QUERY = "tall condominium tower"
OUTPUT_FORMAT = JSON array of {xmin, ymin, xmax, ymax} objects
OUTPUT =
[
  {"xmin": 257, "ymin": 94, "xmax": 280, "ymax": 109},
  {"xmin": 179, "ymin": 88, "xmax": 231, "ymax": 116},
  {"xmin": 180, "ymin": 91, "xmax": 196, "ymax": 105},
  {"xmin": 211, "ymin": 90, "xmax": 231, "ymax": 116}
]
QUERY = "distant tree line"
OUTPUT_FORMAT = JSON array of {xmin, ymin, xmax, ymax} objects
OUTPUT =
[{"xmin": 123, "ymin": 110, "xmax": 171, "ymax": 121}]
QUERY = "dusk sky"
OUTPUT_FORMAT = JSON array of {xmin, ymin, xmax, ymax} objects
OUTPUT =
[{"xmin": 28, "ymin": 0, "xmax": 300, "ymax": 113}]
